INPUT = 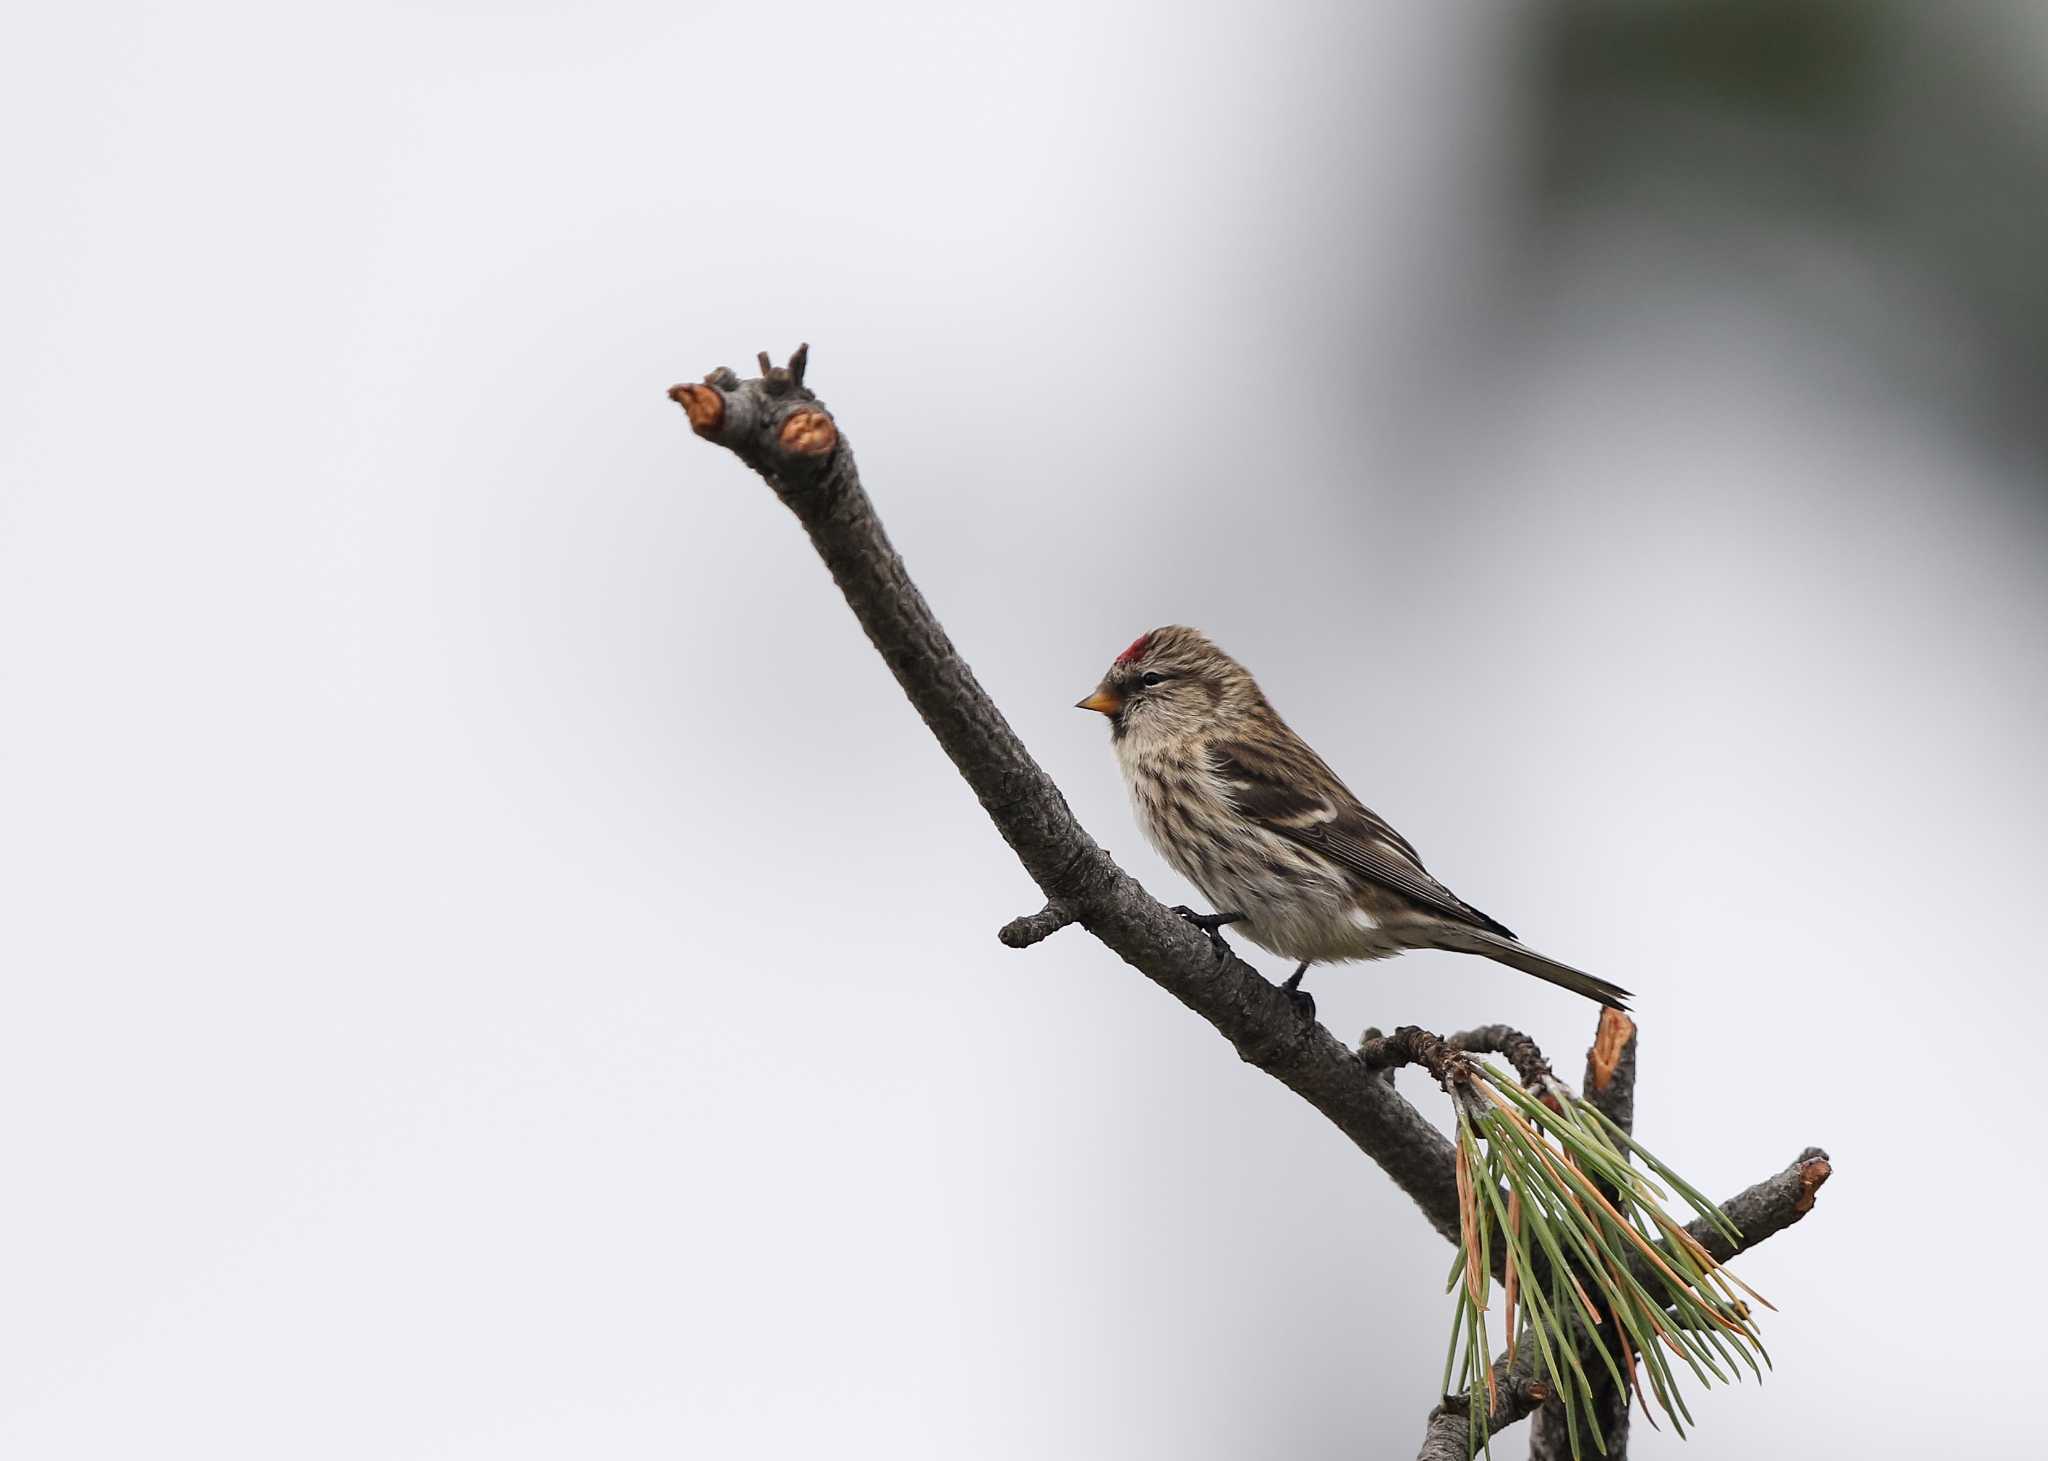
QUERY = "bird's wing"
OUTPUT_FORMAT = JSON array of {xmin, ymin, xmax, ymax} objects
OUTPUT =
[{"xmin": 1210, "ymin": 736, "xmax": 1516, "ymax": 940}]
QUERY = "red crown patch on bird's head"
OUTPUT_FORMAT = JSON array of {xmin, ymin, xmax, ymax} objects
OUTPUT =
[{"xmin": 1114, "ymin": 632, "xmax": 1153, "ymax": 667}]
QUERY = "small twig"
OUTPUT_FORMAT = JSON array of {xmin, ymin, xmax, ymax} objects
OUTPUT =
[
  {"xmin": 1362, "ymin": 1024, "xmax": 1501, "ymax": 1138},
  {"xmin": 1359, "ymin": 1025, "xmax": 1472, "ymax": 1088},
  {"xmin": 1683, "ymin": 1148, "xmax": 1832, "ymax": 1264},
  {"xmin": 1450, "ymin": 1024, "xmax": 1568, "ymax": 1104},
  {"xmin": 998, "ymin": 903, "xmax": 1076, "ymax": 949},
  {"xmin": 1358, "ymin": 1026, "xmax": 1399, "ymax": 1088}
]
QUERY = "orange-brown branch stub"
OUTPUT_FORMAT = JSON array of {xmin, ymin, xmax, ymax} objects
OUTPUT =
[
  {"xmin": 670, "ymin": 382, "xmax": 724, "ymax": 437},
  {"xmin": 779, "ymin": 410, "xmax": 837, "ymax": 457},
  {"xmin": 1588, "ymin": 1007, "xmax": 1636, "ymax": 1093},
  {"xmin": 1794, "ymin": 1156, "xmax": 1831, "ymax": 1214}
]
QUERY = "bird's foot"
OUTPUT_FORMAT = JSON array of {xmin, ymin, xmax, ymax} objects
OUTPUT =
[
  {"xmin": 1279, "ymin": 964, "xmax": 1316, "ymax": 1021},
  {"xmin": 1170, "ymin": 906, "xmax": 1245, "ymax": 961}
]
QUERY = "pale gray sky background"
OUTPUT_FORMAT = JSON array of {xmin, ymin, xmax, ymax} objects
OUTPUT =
[{"xmin": 5, "ymin": 4, "xmax": 2044, "ymax": 1457}]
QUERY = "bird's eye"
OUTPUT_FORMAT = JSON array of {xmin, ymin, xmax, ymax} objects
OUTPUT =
[{"xmin": 1140, "ymin": 672, "xmax": 1169, "ymax": 687}]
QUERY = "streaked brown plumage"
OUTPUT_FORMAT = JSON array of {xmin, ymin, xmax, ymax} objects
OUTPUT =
[{"xmin": 1077, "ymin": 626, "xmax": 1629, "ymax": 1011}]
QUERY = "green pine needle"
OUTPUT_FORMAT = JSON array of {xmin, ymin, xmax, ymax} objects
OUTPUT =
[{"xmin": 1436, "ymin": 1062, "xmax": 1769, "ymax": 1459}]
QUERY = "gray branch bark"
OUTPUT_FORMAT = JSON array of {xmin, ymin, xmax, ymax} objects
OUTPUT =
[{"xmin": 670, "ymin": 348, "xmax": 1833, "ymax": 1461}]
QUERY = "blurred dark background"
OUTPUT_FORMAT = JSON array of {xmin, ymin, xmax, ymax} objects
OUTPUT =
[{"xmin": 1533, "ymin": 1, "xmax": 2048, "ymax": 467}]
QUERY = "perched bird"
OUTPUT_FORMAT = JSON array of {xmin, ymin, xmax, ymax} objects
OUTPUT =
[{"xmin": 1077, "ymin": 626, "xmax": 1629, "ymax": 1014}]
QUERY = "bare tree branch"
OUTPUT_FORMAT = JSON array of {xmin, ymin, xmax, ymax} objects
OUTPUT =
[
  {"xmin": 1687, "ymin": 1146, "xmax": 1833, "ymax": 1263},
  {"xmin": 1448, "ymin": 1023, "xmax": 1567, "ymax": 1102},
  {"xmin": 672, "ymin": 348, "xmax": 1835, "ymax": 1458},
  {"xmin": 672, "ymin": 350, "xmax": 1469, "ymax": 1239}
]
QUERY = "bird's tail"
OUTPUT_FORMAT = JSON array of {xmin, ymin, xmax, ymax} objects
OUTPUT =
[{"xmin": 1431, "ymin": 926, "xmax": 1632, "ymax": 1010}]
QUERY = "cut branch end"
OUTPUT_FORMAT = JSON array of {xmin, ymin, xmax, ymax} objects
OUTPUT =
[
  {"xmin": 1589, "ymin": 1007, "xmax": 1636, "ymax": 1093},
  {"xmin": 1795, "ymin": 1156, "xmax": 1832, "ymax": 1214},
  {"xmin": 670, "ymin": 382, "xmax": 725, "ymax": 437},
  {"xmin": 779, "ymin": 409, "xmax": 838, "ymax": 457}
]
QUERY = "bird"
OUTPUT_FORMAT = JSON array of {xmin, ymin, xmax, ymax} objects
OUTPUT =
[{"xmin": 1076, "ymin": 626, "xmax": 1629, "ymax": 1016}]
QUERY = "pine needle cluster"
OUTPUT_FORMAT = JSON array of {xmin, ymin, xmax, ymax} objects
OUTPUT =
[{"xmin": 1442, "ymin": 1063, "xmax": 1768, "ymax": 1458}]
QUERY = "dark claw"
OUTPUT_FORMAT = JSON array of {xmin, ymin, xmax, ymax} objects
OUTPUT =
[
  {"xmin": 1170, "ymin": 905, "xmax": 1245, "ymax": 960},
  {"xmin": 1280, "ymin": 962, "xmax": 1315, "ymax": 1021}
]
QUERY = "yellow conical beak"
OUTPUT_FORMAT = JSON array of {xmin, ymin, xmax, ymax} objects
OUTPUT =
[{"xmin": 1075, "ymin": 688, "xmax": 1122, "ymax": 716}]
